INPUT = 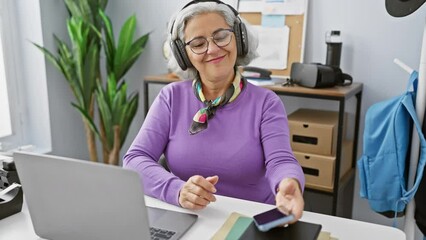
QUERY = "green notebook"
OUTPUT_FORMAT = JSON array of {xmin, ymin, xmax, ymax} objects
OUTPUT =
[{"xmin": 225, "ymin": 216, "xmax": 253, "ymax": 240}]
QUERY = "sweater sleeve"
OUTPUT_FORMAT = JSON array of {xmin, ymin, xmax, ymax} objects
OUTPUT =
[
  {"xmin": 123, "ymin": 86, "xmax": 185, "ymax": 206},
  {"xmin": 260, "ymin": 93, "xmax": 305, "ymax": 194}
]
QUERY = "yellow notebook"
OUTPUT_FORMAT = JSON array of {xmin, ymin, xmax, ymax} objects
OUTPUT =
[{"xmin": 210, "ymin": 212, "xmax": 249, "ymax": 240}]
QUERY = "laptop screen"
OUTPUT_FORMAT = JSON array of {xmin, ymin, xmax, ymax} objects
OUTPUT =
[{"xmin": 14, "ymin": 152, "xmax": 197, "ymax": 240}]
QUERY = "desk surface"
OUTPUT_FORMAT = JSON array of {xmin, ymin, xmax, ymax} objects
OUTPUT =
[{"xmin": 0, "ymin": 195, "xmax": 405, "ymax": 240}]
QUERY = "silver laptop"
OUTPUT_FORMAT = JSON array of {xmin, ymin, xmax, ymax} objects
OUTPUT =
[{"xmin": 14, "ymin": 152, "xmax": 197, "ymax": 240}]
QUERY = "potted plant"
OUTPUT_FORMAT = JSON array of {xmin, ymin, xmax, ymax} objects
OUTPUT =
[{"xmin": 34, "ymin": 0, "xmax": 150, "ymax": 165}]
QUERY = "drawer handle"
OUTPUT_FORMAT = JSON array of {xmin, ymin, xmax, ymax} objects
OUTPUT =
[
  {"xmin": 302, "ymin": 167, "xmax": 319, "ymax": 176},
  {"xmin": 303, "ymin": 124, "xmax": 309, "ymax": 128},
  {"xmin": 304, "ymin": 156, "xmax": 310, "ymax": 160},
  {"xmin": 293, "ymin": 135, "xmax": 318, "ymax": 145}
]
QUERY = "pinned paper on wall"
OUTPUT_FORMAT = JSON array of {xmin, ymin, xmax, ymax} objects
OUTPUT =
[
  {"xmin": 221, "ymin": 0, "xmax": 239, "ymax": 9},
  {"xmin": 239, "ymin": 0, "xmax": 307, "ymax": 77},
  {"xmin": 261, "ymin": 15, "xmax": 286, "ymax": 28},
  {"xmin": 238, "ymin": 0, "xmax": 264, "ymax": 13},
  {"xmin": 250, "ymin": 25, "xmax": 290, "ymax": 69},
  {"xmin": 262, "ymin": 0, "xmax": 307, "ymax": 15}
]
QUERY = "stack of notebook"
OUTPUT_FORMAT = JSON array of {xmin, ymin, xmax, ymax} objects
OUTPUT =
[{"xmin": 211, "ymin": 212, "xmax": 331, "ymax": 240}]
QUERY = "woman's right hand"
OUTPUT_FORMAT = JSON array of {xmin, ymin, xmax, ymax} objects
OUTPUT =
[{"xmin": 178, "ymin": 175, "xmax": 219, "ymax": 210}]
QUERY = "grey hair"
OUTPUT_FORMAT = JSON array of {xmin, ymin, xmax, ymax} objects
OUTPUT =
[{"xmin": 166, "ymin": 2, "xmax": 259, "ymax": 79}]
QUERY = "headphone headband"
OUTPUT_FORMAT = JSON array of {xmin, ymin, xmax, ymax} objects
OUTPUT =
[
  {"xmin": 169, "ymin": 0, "xmax": 248, "ymax": 70},
  {"xmin": 170, "ymin": 0, "xmax": 239, "ymax": 35},
  {"xmin": 181, "ymin": 0, "xmax": 239, "ymax": 16}
]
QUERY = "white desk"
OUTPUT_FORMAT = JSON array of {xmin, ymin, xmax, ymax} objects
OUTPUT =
[{"xmin": 0, "ymin": 195, "xmax": 406, "ymax": 240}]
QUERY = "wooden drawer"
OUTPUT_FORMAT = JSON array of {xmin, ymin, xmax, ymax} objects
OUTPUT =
[
  {"xmin": 294, "ymin": 141, "xmax": 353, "ymax": 192},
  {"xmin": 288, "ymin": 108, "xmax": 339, "ymax": 156}
]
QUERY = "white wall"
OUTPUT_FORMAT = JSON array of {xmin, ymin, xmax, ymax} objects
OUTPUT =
[
  {"xmin": 34, "ymin": 0, "xmax": 425, "ymax": 238},
  {"xmin": 39, "ymin": 0, "xmax": 98, "ymax": 160},
  {"xmin": 305, "ymin": 1, "xmax": 424, "ymax": 238},
  {"xmin": 105, "ymin": 0, "xmax": 183, "ymax": 155}
]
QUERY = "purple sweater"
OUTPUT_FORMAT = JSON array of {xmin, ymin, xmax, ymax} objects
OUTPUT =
[{"xmin": 123, "ymin": 80, "xmax": 305, "ymax": 206}]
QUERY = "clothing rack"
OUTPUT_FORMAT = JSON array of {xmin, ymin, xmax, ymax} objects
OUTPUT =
[
  {"xmin": 394, "ymin": 56, "xmax": 419, "ymax": 240},
  {"xmin": 394, "ymin": 17, "xmax": 426, "ymax": 240}
]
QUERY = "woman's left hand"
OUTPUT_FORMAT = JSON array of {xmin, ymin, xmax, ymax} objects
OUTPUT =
[{"xmin": 275, "ymin": 178, "xmax": 304, "ymax": 224}]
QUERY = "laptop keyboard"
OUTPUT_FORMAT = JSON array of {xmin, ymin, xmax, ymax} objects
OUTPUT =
[{"xmin": 150, "ymin": 227, "xmax": 176, "ymax": 240}]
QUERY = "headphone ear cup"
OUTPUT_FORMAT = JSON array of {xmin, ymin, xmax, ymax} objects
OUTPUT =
[
  {"xmin": 239, "ymin": 22, "xmax": 248, "ymax": 56},
  {"xmin": 171, "ymin": 39, "xmax": 193, "ymax": 70},
  {"xmin": 233, "ymin": 22, "xmax": 243, "ymax": 56},
  {"xmin": 233, "ymin": 21, "xmax": 248, "ymax": 57}
]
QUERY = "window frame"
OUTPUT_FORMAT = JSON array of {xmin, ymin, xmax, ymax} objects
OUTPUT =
[
  {"xmin": 0, "ymin": 0, "xmax": 51, "ymax": 153},
  {"xmin": 0, "ymin": 0, "xmax": 23, "ymax": 151},
  {"xmin": 0, "ymin": 27, "xmax": 12, "ymax": 139}
]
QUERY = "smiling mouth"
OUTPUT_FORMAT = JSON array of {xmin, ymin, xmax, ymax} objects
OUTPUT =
[{"xmin": 206, "ymin": 55, "xmax": 225, "ymax": 63}]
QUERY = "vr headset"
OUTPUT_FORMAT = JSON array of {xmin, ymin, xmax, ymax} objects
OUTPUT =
[{"xmin": 290, "ymin": 62, "xmax": 353, "ymax": 88}]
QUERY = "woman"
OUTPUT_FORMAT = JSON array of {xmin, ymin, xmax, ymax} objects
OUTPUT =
[{"xmin": 123, "ymin": 0, "xmax": 305, "ymax": 223}]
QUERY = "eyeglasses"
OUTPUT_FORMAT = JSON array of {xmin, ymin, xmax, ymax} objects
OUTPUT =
[{"xmin": 185, "ymin": 28, "xmax": 234, "ymax": 55}]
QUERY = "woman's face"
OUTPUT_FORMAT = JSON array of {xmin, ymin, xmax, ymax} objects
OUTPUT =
[{"xmin": 184, "ymin": 12, "xmax": 237, "ymax": 81}]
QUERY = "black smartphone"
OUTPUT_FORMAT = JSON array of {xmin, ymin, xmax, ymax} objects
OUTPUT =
[{"xmin": 253, "ymin": 208, "xmax": 295, "ymax": 232}]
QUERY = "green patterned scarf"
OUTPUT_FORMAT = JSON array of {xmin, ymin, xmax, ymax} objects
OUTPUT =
[{"xmin": 189, "ymin": 72, "xmax": 245, "ymax": 135}]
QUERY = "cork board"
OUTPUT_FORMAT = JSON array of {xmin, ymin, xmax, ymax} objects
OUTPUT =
[{"xmin": 240, "ymin": 13, "xmax": 306, "ymax": 77}]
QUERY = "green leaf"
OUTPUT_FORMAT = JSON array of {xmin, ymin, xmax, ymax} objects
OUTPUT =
[
  {"xmin": 119, "ymin": 83, "xmax": 127, "ymax": 103},
  {"xmin": 67, "ymin": 18, "xmax": 80, "ymax": 49},
  {"xmin": 115, "ymin": 15, "xmax": 136, "ymax": 73},
  {"xmin": 89, "ymin": 23, "xmax": 103, "ymax": 39},
  {"xmin": 82, "ymin": 40, "xmax": 100, "ymax": 109},
  {"xmin": 120, "ymin": 93, "xmax": 139, "ymax": 143},
  {"xmin": 111, "ymin": 90, "xmax": 123, "ymax": 124},
  {"xmin": 64, "ymin": 0, "xmax": 83, "ymax": 18},
  {"xmin": 52, "ymin": 36, "xmax": 85, "ymax": 106},
  {"xmin": 71, "ymin": 102, "xmax": 100, "ymax": 138},
  {"xmin": 96, "ymin": 84, "xmax": 113, "ymax": 148},
  {"xmin": 65, "ymin": 0, "xmax": 94, "ymax": 25},
  {"xmin": 99, "ymin": 10, "xmax": 115, "ymax": 74},
  {"xmin": 116, "ymin": 47, "xmax": 144, "ymax": 81},
  {"xmin": 33, "ymin": 43, "xmax": 61, "ymax": 73},
  {"xmin": 115, "ymin": 33, "xmax": 150, "ymax": 80},
  {"xmin": 78, "ymin": 0, "xmax": 92, "ymax": 20},
  {"xmin": 132, "ymin": 32, "xmax": 150, "ymax": 50},
  {"xmin": 106, "ymin": 73, "xmax": 117, "ymax": 107}
]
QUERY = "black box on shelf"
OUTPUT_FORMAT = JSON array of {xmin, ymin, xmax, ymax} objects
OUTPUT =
[{"xmin": 0, "ymin": 157, "xmax": 23, "ymax": 220}]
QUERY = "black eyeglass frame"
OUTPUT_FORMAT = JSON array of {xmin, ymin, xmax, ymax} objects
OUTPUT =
[{"xmin": 184, "ymin": 28, "xmax": 234, "ymax": 55}]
